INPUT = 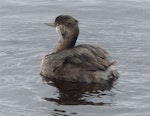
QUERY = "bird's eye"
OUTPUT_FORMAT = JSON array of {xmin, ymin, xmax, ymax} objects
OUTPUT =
[{"xmin": 75, "ymin": 19, "xmax": 78, "ymax": 23}]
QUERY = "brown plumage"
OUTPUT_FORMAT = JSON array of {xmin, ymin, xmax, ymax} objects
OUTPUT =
[{"xmin": 41, "ymin": 15, "xmax": 119, "ymax": 83}]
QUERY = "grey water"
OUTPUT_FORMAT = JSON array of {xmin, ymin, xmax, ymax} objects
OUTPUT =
[{"xmin": 0, "ymin": 0, "xmax": 150, "ymax": 116}]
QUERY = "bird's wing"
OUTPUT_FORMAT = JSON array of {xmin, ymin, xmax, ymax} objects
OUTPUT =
[{"xmin": 60, "ymin": 44, "xmax": 112, "ymax": 71}]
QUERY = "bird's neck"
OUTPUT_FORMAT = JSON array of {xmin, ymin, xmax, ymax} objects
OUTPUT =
[
  {"xmin": 53, "ymin": 34, "xmax": 78, "ymax": 53},
  {"xmin": 53, "ymin": 26, "xmax": 79, "ymax": 53}
]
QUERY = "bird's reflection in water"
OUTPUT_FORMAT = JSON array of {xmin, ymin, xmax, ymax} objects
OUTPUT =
[{"xmin": 42, "ymin": 76, "xmax": 116, "ymax": 105}]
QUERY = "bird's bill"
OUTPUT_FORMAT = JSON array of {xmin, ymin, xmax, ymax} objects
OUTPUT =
[{"xmin": 44, "ymin": 22, "xmax": 55, "ymax": 27}]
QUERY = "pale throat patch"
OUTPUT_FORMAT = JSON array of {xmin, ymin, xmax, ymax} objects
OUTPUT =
[{"xmin": 56, "ymin": 26, "xmax": 61, "ymax": 35}]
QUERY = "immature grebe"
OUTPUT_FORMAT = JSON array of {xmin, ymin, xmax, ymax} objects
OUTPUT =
[{"xmin": 41, "ymin": 15, "xmax": 119, "ymax": 83}]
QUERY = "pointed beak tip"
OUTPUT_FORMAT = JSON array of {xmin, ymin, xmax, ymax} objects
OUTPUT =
[{"xmin": 44, "ymin": 23, "xmax": 55, "ymax": 27}]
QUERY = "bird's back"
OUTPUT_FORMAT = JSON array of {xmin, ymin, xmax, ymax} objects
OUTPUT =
[{"xmin": 41, "ymin": 44, "xmax": 118, "ymax": 83}]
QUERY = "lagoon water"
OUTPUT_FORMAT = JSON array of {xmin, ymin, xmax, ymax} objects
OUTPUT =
[{"xmin": 0, "ymin": 0, "xmax": 150, "ymax": 116}]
